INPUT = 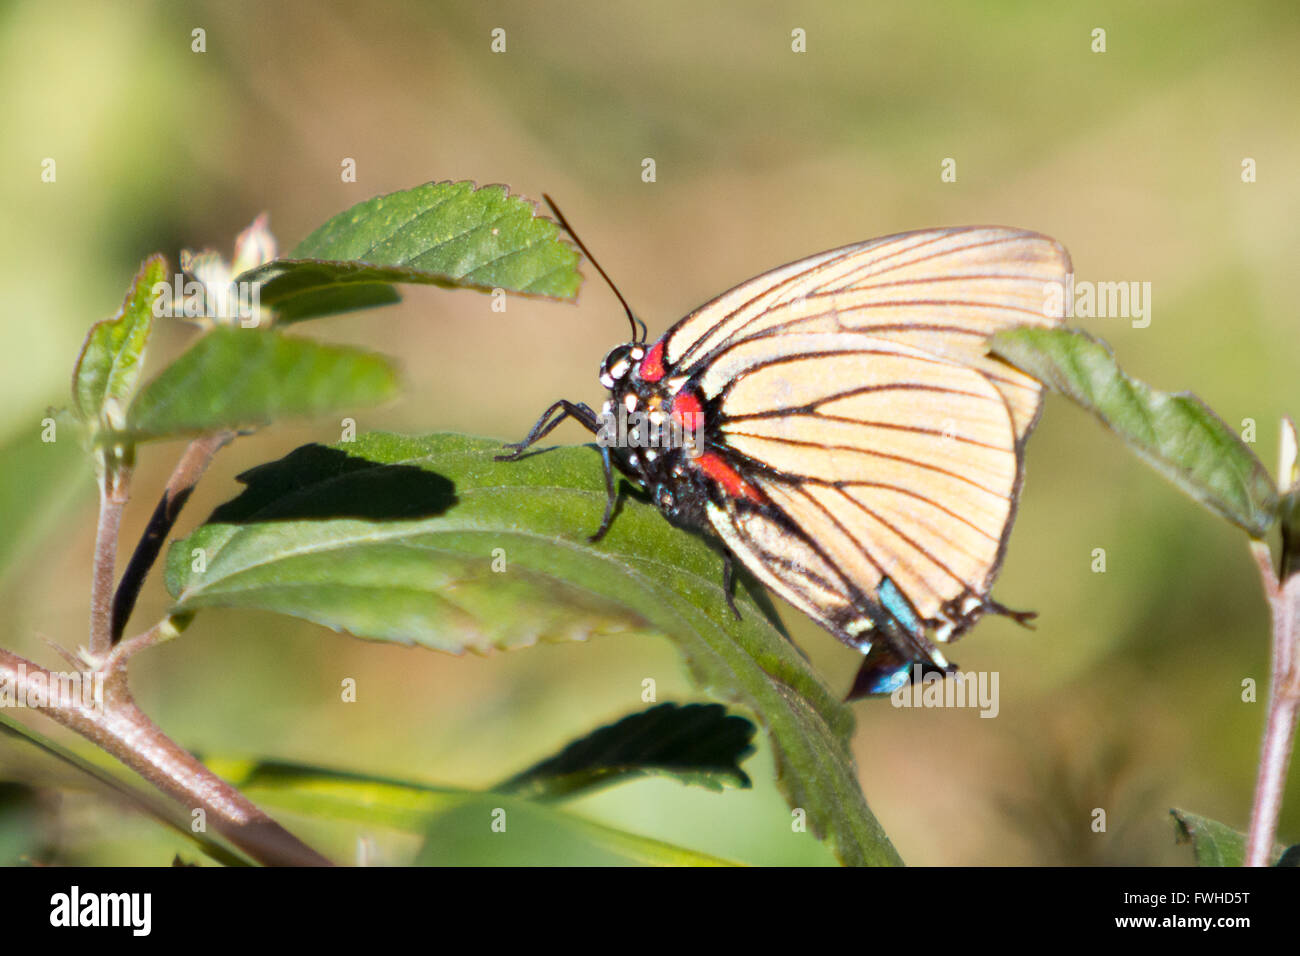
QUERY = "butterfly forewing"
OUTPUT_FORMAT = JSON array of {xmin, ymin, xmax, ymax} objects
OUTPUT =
[{"xmin": 667, "ymin": 227, "xmax": 1070, "ymax": 440}]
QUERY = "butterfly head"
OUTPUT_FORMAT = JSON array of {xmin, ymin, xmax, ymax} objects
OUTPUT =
[{"xmin": 598, "ymin": 343, "xmax": 645, "ymax": 389}]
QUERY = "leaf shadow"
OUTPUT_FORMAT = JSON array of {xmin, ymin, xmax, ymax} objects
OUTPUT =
[{"xmin": 208, "ymin": 443, "xmax": 457, "ymax": 523}]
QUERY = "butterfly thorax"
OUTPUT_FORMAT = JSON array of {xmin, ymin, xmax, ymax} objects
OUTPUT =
[{"xmin": 597, "ymin": 339, "xmax": 724, "ymax": 531}]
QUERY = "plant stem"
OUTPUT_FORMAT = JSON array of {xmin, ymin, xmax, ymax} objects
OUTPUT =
[
  {"xmin": 89, "ymin": 454, "xmax": 130, "ymax": 657},
  {"xmin": 0, "ymin": 643, "xmax": 332, "ymax": 866},
  {"xmin": 111, "ymin": 431, "xmax": 235, "ymax": 643},
  {"xmin": 0, "ymin": 708, "xmax": 249, "ymax": 867},
  {"xmin": 1244, "ymin": 540, "xmax": 1300, "ymax": 866}
]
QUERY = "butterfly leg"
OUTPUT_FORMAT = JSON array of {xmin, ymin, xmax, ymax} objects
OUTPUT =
[
  {"xmin": 496, "ymin": 400, "xmax": 602, "ymax": 460},
  {"xmin": 587, "ymin": 443, "xmax": 621, "ymax": 543},
  {"xmin": 499, "ymin": 400, "xmax": 622, "ymax": 543},
  {"xmin": 721, "ymin": 553, "xmax": 743, "ymax": 621},
  {"xmin": 987, "ymin": 598, "xmax": 1038, "ymax": 629}
]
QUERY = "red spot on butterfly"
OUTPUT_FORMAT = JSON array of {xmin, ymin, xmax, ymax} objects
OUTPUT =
[
  {"xmin": 670, "ymin": 390, "xmax": 702, "ymax": 423},
  {"xmin": 670, "ymin": 389, "xmax": 760, "ymax": 502},
  {"xmin": 697, "ymin": 452, "xmax": 766, "ymax": 505},
  {"xmin": 638, "ymin": 340, "xmax": 666, "ymax": 382}
]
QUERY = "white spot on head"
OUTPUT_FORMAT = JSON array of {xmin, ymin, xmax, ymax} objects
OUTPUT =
[
  {"xmin": 609, "ymin": 358, "xmax": 631, "ymax": 379},
  {"xmin": 600, "ymin": 373, "xmax": 614, "ymax": 388},
  {"xmin": 630, "ymin": 346, "xmax": 645, "ymax": 360},
  {"xmin": 624, "ymin": 393, "xmax": 638, "ymax": 413}
]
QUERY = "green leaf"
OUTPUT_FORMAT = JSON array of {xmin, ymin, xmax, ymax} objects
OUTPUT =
[
  {"xmin": 496, "ymin": 702, "xmax": 757, "ymax": 801},
  {"xmin": 1170, "ymin": 808, "xmax": 1287, "ymax": 866},
  {"xmin": 1278, "ymin": 417, "xmax": 1299, "ymax": 580},
  {"xmin": 265, "ymin": 281, "xmax": 401, "ymax": 324},
  {"xmin": 415, "ymin": 792, "xmax": 740, "ymax": 866},
  {"xmin": 72, "ymin": 254, "xmax": 166, "ymax": 432},
  {"xmin": 207, "ymin": 757, "xmax": 740, "ymax": 865},
  {"xmin": 1170, "ymin": 809, "xmax": 1246, "ymax": 866},
  {"xmin": 167, "ymin": 433, "xmax": 900, "ymax": 865},
  {"xmin": 993, "ymin": 327, "xmax": 1279, "ymax": 536},
  {"xmin": 240, "ymin": 181, "xmax": 582, "ymax": 322},
  {"xmin": 127, "ymin": 327, "xmax": 398, "ymax": 439},
  {"xmin": 205, "ymin": 757, "xmax": 469, "ymax": 832}
]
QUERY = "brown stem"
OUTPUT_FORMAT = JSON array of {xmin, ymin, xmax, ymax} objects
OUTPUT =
[
  {"xmin": 1244, "ymin": 540, "xmax": 1300, "ymax": 866},
  {"xmin": 89, "ymin": 456, "xmax": 130, "ymax": 656},
  {"xmin": 0, "ymin": 643, "xmax": 332, "ymax": 866},
  {"xmin": 111, "ymin": 431, "xmax": 235, "ymax": 643}
]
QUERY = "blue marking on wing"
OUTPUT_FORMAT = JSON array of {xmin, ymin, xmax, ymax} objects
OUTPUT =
[
  {"xmin": 862, "ymin": 652, "xmax": 913, "ymax": 695},
  {"xmin": 877, "ymin": 576, "xmax": 922, "ymax": 636}
]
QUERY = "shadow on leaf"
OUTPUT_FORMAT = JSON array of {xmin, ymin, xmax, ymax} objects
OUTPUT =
[{"xmin": 209, "ymin": 443, "xmax": 457, "ymax": 523}]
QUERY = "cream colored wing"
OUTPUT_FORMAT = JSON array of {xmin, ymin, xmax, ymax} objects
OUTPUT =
[
  {"xmin": 666, "ymin": 227, "xmax": 1069, "ymax": 442},
  {"xmin": 701, "ymin": 332, "xmax": 1019, "ymax": 639}
]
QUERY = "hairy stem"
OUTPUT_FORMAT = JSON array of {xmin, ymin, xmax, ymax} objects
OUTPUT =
[
  {"xmin": 0, "ymin": 642, "xmax": 332, "ymax": 866},
  {"xmin": 89, "ymin": 456, "xmax": 130, "ymax": 656},
  {"xmin": 1244, "ymin": 540, "xmax": 1300, "ymax": 866},
  {"xmin": 111, "ymin": 431, "xmax": 235, "ymax": 643}
]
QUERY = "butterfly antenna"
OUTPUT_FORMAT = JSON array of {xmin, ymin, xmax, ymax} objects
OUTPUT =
[{"xmin": 543, "ymin": 193, "xmax": 643, "ymax": 343}]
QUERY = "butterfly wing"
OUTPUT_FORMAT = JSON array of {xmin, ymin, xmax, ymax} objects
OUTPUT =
[
  {"xmin": 664, "ymin": 228, "xmax": 1069, "ymax": 695},
  {"xmin": 666, "ymin": 227, "xmax": 1070, "ymax": 442},
  {"xmin": 702, "ymin": 333, "xmax": 1017, "ymax": 639}
]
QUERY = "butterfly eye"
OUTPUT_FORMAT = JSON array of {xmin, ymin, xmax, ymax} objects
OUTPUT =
[{"xmin": 599, "ymin": 345, "xmax": 636, "ymax": 387}]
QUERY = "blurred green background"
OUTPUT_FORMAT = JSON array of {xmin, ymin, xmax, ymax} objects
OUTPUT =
[{"xmin": 2, "ymin": 0, "xmax": 1298, "ymax": 865}]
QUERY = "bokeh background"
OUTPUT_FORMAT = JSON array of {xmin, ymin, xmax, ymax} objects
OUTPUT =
[{"xmin": 2, "ymin": 0, "xmax": 1298, "ymax": 865}]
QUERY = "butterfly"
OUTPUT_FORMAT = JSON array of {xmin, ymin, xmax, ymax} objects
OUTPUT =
[{"xmin": 501, "ymin": 202, "xmax": 1070, "ymax": 699}]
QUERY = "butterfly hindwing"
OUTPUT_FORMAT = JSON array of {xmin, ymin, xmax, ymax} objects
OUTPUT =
[{"xmin": 712, "ymin": 335, "xmax": 1019, "ymax": 617}]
